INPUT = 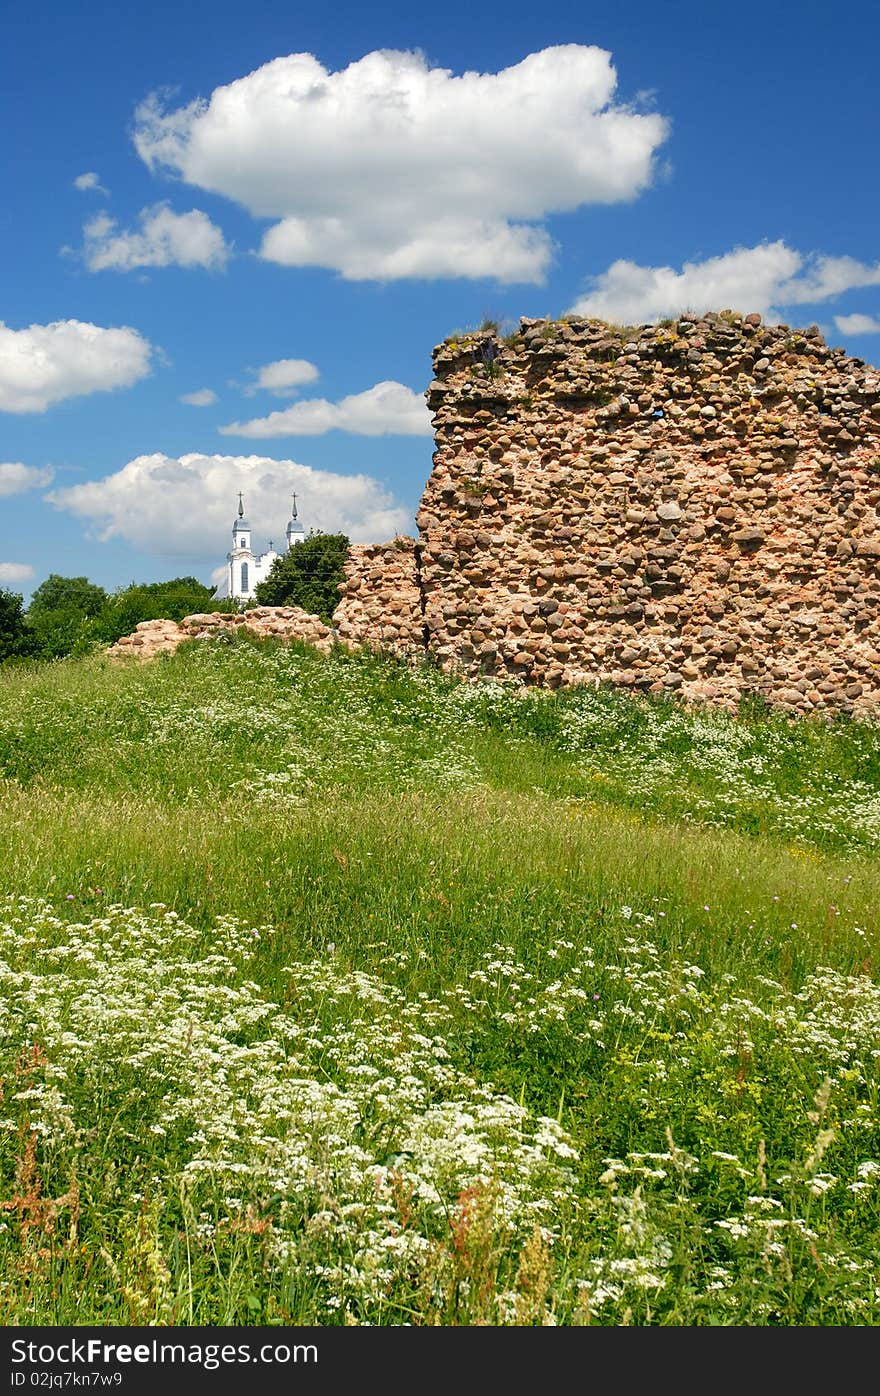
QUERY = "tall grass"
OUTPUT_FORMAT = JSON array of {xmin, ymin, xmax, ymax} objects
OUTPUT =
[{"xmin": 1, "ymin": 636, "xmax": 879, "ymax": 1324}]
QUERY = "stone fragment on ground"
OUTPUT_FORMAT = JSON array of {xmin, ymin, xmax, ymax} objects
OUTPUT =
[{"xmin": 107, "ymin": 606, "xmax": 334, "ymax": 660}]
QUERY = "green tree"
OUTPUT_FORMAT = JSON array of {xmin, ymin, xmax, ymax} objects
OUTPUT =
[
  {"xmin": 95, "ymin": 576, "xmax": 231, "ymax": 645},
  {"xmin": 253, "ymin": 532, "xmax": 349, "ymax": 623},
  {"xmin": 26, "ymin": 574, "xmax": 110, "ymax": 658},
  {"xmin": 0, "ymin": 588, "xmax": 36, "ymax": 663},
  {"xmin": 28, "ymin": 574, "xmax": 108, "ymax": 616}
]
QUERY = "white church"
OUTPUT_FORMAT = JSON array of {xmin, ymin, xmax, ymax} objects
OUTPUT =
[{"xmin": 213, "ymin": 492, "xmax": 306, "ymax": 602}]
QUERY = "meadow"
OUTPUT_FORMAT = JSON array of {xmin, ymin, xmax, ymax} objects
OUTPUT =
[{"xmin": 1, "ymin": 633, "xmax": 879, "ymax": 1325}]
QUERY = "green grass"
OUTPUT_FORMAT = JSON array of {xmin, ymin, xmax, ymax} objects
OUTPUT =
[{"xmin": 1, "ymin": 635, "xmax": 880, "ymax": 1324}]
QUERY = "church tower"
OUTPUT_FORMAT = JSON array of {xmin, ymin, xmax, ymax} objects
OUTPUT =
[
  {"xmin": 286, "ymin": 492, "xmax": 305, "ymax": 549},
  {"xmin": 214, "ymin": 491, "xmax": 304, "ymax": 602},
  {"xmin": 228, "ymin": 492, "xmax": 255, "ymax": 599}
]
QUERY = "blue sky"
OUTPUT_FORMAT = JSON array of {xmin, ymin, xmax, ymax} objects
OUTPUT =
[{"xmin": 3, "ymin": 0, "xmax": 879, "ymax": 600}]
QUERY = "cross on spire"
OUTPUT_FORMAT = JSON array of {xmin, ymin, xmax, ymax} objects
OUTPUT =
[
  {"xmin": 291, "ymin": 491, "xmax": 298, "ymax": 520},
  {"xmin": 237, "ymin": 491, "xmax": 244, "ymax": 518}
]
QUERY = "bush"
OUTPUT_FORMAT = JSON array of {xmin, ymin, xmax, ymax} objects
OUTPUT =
[
  {"xmin": 25, "ymin": 574, "xmax": 110, "ymax": 659},
  {"xmin": 94, "ymin": 577, "xmax": 231, "ymax": 645},
  {"xmin": 253, "ymin": 532, "xmax": 349, "ymax": 623},
  {"xmin": 0, "ymin": 588, "xmax": 36, "ymax": 663}
]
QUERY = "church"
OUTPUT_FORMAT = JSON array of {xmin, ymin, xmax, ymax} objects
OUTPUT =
[{"xmin": 213, "ymin": 492, "xmax": 306, "ymax": 602}]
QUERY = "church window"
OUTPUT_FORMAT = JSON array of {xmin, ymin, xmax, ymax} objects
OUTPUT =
[{"xmin": 240, "ymin": 562, "xmax": 249, "ymax": 592}]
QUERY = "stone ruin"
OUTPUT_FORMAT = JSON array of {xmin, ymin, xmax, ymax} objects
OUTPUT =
[
  {"xmin": 112, "ymin": 312, "xmax": 880, "ymax": 719},
  {"xmin": 107, "ymin": 606, "xmax": 334, "ymax": 661},
  {"xmin": 335, "ymin": 311, "xmax": 880, "ymax": 719}
]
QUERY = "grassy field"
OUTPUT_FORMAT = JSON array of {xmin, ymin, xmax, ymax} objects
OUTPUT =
[{"xmin": 1, "ymin": 634, "xmax": 879, "ymax": 1325}]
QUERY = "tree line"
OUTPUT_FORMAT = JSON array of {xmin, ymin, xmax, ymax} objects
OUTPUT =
[{"xmin": 0, "ymin": 532, "xmax": 349, "ymax": 663}]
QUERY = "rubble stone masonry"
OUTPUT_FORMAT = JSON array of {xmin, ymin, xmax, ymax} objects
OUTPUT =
[
  {"xmin": 107, "ymin": 606, "xmax": 335, "ymax": 660},
  {"xmin": 336, "ymin": 311, "xmax": 880, "ymax": 718},
  {"xmin": 334, "ymin": 539, "xmax": 425, "ymax": 659}
]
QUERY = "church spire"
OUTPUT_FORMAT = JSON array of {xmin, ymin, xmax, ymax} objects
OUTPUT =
[
  {"xmin": 233, "ymin": 491, "xmax": 250, "ymax": 537},
  {"xmin": 286, "ymin": 490, "xmax": 305, "ymax": 549}
]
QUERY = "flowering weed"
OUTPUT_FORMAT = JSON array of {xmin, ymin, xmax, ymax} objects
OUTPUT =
[{"xmin": 1, "ymin": 638, "xmax": 880, "ymax": 1322}]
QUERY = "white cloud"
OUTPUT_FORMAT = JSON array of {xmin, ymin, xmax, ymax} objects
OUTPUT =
[
  {"xmin": 0, "ymin": 562, "xmax": 35, "ymax": 583},
  {"xmin": 569, "ymin": 241, "xmax": 880, "ymax": 324},
  {"xmin": 83, "ymin": 203, "xmax": 230, "ymax": 271},
  {"xmin": 249, "ymin": 358, "xmax": 319, "ymax": 396},
  {"xmin": 0, "ymin": 319, "xmax": 153, "ymax": 414},
  {"xmin": 133, "ymin": 45, "xmax": 668, "ymax": 283},
  {"xmin": 0, "ymin": 462, "xmax": 54, "ymax": 496},
  {"xmin": 783, "ymin": 258, "xmax": 880, "ymax": 305},
  {"xmin": 73, "ymin": 171, "xmax": 108, "ymax": 194},
  {"xmin": 220, "ymin": 381, "xmax": 431, "ymax": 438},
  {"xmin": 259, "ymin": 215, "xmax": 555, "ymax": 283},
  {"xmin": 47, "ymin": 452, "xmax": 412, "ymax": 553},
  {"xmin": 179, "ymin": 388, "xmax": 218, "ymax": 406},
  {"xmin": 835, "ymin": 312, "xmax": 880, "ymax": 336}
]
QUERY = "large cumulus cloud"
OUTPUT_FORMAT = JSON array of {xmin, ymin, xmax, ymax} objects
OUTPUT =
[
  {"xmin": 46, "ymin": 452, "xmax": 412, "ymax": 555},
  {"xmin": 133, "ymin": 45, "xmax": 669, "ymax": 283}
]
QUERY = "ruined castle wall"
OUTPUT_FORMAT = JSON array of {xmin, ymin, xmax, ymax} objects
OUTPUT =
[
  {"xmin": 334, "ymin": 538, "xmax": 425, "ymax": 658},
  {"xmin": 409, "ymin": 312, "xmax": 880, "ymax": 718}
]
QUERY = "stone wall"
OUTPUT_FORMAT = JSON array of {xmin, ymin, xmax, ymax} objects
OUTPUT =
[
  {"xmin": 398, "ymin": 311, "xmax": 879, "ymax": 717},
  {"xmin": 334, "ymin": 539, "xmax": 425, "ymax": 658}
]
